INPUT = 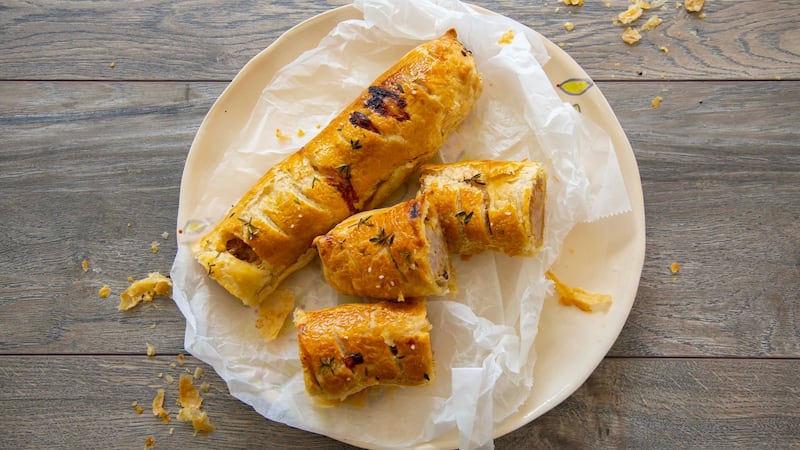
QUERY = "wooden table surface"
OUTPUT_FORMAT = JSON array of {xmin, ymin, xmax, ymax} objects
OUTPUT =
[{"xmin": 1, "ymin": 0, "xmax": 798, "ymax": 448}]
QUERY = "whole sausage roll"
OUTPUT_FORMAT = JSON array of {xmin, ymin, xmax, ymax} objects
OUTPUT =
[
  {"xmin": 294, "ymin": 299, "xmax": 434, "ymax": 402},
  {"xmin": 313, "ymin": 195, "xmax": 453, "ymax": 301},
  {"xmin": 191, "ymin": 29, "xmax": 482, "ymax": 312},
  {"xmin": 418, "ymin": 160, "xmax": 546, "ymax": 256}
]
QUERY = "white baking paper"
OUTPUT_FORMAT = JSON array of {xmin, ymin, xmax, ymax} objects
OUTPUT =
[{"xmin": 170, "ymin": 0, "xmax": 631, "ymax": 449}]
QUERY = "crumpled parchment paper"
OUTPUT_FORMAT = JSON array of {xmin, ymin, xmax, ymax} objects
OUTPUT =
[{"xmin": 171, "ymin": 0, "xmax": 631, "ymax": 449}]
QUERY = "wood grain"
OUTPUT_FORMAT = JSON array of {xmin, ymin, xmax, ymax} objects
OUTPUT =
[
  {"xmin": 0, "ymin": 355, "xmax": 797, "ymax": 448},
  {"xmin": 0, "ymin": 1, "xmax": 797, "ymax": 81}
]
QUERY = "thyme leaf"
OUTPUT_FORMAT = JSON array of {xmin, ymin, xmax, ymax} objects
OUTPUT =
[
  {"xmin": 455, "ymin": 210, "xmax": 474, "ymax": 225},
  {"xmin": 462, "ymin": 173, "xmax": 486, "ymax": 186},
  {"xmin": 369, "ymin": 227, "xmax": 395, "ymax": 247}
]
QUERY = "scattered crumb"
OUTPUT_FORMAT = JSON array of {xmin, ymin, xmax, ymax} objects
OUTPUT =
[
  {"xmin": 275, "ymin": 128, "xmax": 290, "ymax": 141},
  {"xmin": 698, "ymin": 12, "xmax": 706, "ymax": 19},
  {"xmin": 660, "ymin": 46, "xmax": 669, "ymax": 54},
  {"xmin": 558, "ymin": 42, "xmax": 566, "ymax": 48},
  {"xmin": 618, "ymin": 4, "xmax": 643, "ymax": 24},
  {"xmin": 161, "ymin": 231, "xmax": 169, "ymax": 240},
  {"xmin": 652, "ymin": 95, "xmax": 663, "ymax": 108},
  {"xmin": 622, "ymin": 27, "xmax": 642, "ymax": 45},
  {"xmin": 169, "ymin": 427, "xmax": 174, "ymax": 436},
  {"xmin": 641, "ymin": 15, "xmax": 662, "ymax": 30},
  {"xmin": 98, "ymin": 284, "xmax": 111, "ymax": 298},
  {"xmin": 157, "ymin": 372, "xmax": 163, "ymax": 378},
  {"xmin": 546, "ymin": 271, "xmax": 612, "ymax": 312},
  {"xmin": 676, "ymin": 1, "xmax": 682, "ymax": 9},
  {"xmin": 150, "ymin": 323, "xmax": 157, "ymax": 330},
  {"xmin": 152, "ymin": 388, "xmax": 171, "ymax": 424},
  {"xmin": 194, "ymin": 367, "xmax": 204, "ymax": 380},
  {"xmin": 604, "ymin": 1, "xmax": 611, "ymax": 7},
  {"xmin": 638, "ymin": 0, "xmax": 652, "ymax": 10},
  {"xmin": 684, "ymin": 0, "xmax": 703, "ymax": 12},
  {"xmin": 296, "ymin": 128, "xmax": 305, "ymax": 137},
  {"xmin": 200, "ymin": 382, "xmax": 211, "ymax": 393},
  {"xmin": 109, "ymin": 61, "xmax": 116, "ymax": 69},
  {"xmin": 118, "ymin": 272, "xmax": 172, "ymax": 311},
  {"xmin": 177, "ymin": 354, "xmax": 186, "ymax": 365},
  {"xmin": 562, "ymin": 0, "xmax": 583, "ymax": 5},
  {"xmin": 82, "ymin": 258, "xmax": 89, "ymax": 272},
  {"xmin": 151, "ymin": 241, "xmax": 159, "ymax": 254},
  {"xmin": 497, "ymin": 29, "xmax": 515, "ymax": 45},
  {"xmin": 146, "ymin": 343, "xmax": 156, "ymax": 357},
  {"xmin": 128, "ymin": 276, "xmax": 135, "ymax": 283},
  {"xmin": 166, "ymin": 374, "xmax": 175, "ymax": 384},
  {"xmin": 776, "ymin": 75, "xmax": 782, "ymax": 81},
  {"xmin": 144, "ymin": 436, "xmax": 155, "ymax": 449},
  {"xmin": 177, "ymin": 374, "xmax": 215, "ymax": 433},
  {"xmin": 315, "ymin": 124, "xmax": 321, "ymax": 129},
  {"xmin": 690, "ymin": 30, "xmax": 698, "ymax": 37},
  {"xmin": 255, "ymin": 289, "xmax": 295, "ymax": 342},
  {"xmin": 132, "ymin": 401, "xmax": 145, "ymax": 415},
  {"xmin": 555, "ymin": 6, "xmax": 561, "ymax": 13},
  {"xmin": 128, "ymin": 223, "xmax": 132, "ymax": 228},
  {"xmin": 170, "ymin": 362, "xmax": 177, "ymax": 369},
  {"xmin": 670, "ymin": 262, "xmax": 681, "ymax": 274},
  {"xmin": 564, "ymin": 22, "xmax": 575, "ymax": 31}
]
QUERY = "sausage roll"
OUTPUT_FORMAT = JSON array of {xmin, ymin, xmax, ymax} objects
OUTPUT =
[
  {"xmin": 418, "ymin": 160, "xmax": 546, "ymax": 256},
  {"xmin": 191, "ymin": 29, "xmax": 483, "ymax": 312},
  {"xmin": 313, "ymin": 196, "xmax": 453, "ymax": 300},
  {"xmin": 294, "ymin": 299, "xmax": 434, "ymax": 402}
]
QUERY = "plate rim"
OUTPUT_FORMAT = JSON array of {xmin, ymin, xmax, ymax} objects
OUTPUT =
[{"xmin": 177, "ymin": 3, "xmax": 646, "ymax": 448}]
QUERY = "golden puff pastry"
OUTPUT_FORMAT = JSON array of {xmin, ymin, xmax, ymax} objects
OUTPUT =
[
  {"xmin": 294, "ymin": 299, "xmax": 434, "ymax": 402},
  {"xmin": 419, "ymin": 160, "xmax": 546, "ymax": 256},
  {"xmin": 191, "ymin": 30, "xmax": 483, "ymax": 314},
  {"xmin": 313, "ymin": 196, "xmax": 453, "ymax": 301}
]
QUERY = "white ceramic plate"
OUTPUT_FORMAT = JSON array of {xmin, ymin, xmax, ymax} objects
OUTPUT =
[{"xmin": 177, "ymin": 5, "xmax": 645, "ymax": 448}]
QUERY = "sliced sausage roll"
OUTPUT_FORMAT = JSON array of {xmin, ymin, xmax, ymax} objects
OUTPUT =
[
  {"xmin": 191, "ymin": 29, "xmax": 482, "ymax": 314},
  {"xmin": 294, "ymin": 299, "xmax": 434, "ymax": 403},
  {"xmin": 418, "ymin": 160, "xmax": 546, "ymax": 256},
  {"xmin": 313, "ymin": 196, "xmax": 453, "ymax": 301}
]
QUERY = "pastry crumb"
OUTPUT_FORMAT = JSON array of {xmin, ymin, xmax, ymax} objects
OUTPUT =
[
  {"xmin": 297, "ymin": 128, "xmax": 305, "ymax": 137},
  {"xmin": 670, "ymin": 262, "xmax": 681, "ymax": 274},
  {"xmin": 562, "ymin": 0, "xmax": 583, "ymax": 5},
  {"xmin": 177, "ymin": 353, "xmax": 186, "ymax": 365},
  {"xmin": 132, "ymin": 400, "xmax": 144, "ymax": 415},
  {"xmin": 169, "ymin": 427, "xmax": 174, "ymax": 436},
  {"xmin": 98, "ymin": 284, "xmax": 111, "ymax": 298},
  {"xmin": 149, "ymin": 323, "xmax": 157, "ymax": 330},
  {"xmin": 618, "ymin": 4, "xmax": 643, "ymax": 24},
  {"xmin": 109, "ymin": 61, "xmax": 116, "ymax": 69},
  {"xmin": 177, "ymin": 374, "xmax": 215, "ymax": 433},
  {"xmin": 652, "ymin": 95, "xmax": 663, "ymax": 108},
  {"xmin": 641, "ymin": 15, "xmax": 662, "ymax": 31},
  {"xmin": 170, "ymin": 362, "xmax": 177, "ymax": 369},
  {"xmin": 165, "ymin": 374, "xmax": 175, "ymax": 384},
  {"xmin": 564, "ymin": 22, "xmax": 575, "ymax": 31},
  {"xmin": 118, "ymin": 272, "xmax": 172, "ymax": 311},
  {"xmin": 622, "ymin": 27, "xmax": 642, "ymax": 45},
  {"xmin": 146, "ymin": 343, "xmax": 156, "ymax": 357},
  {"xmin": 200, "ymin": 382, "xmax": 211, "ymax": 393},
  {"xmin": 152, "ymin": 388, "xmax": 171, "ymax": 424},
  {"xmin": 194, "ymin": 367, "xmax": 204, "ymax": 380},
  {"xmin": 660, "ymin": 46, "xmax": 669, "ymax": 54},
  {"xmin": 275, "ymin": 128, "xmax": 290, "ymax": 141},
  {"xmin": 497, "ymin": 29, "xmax": 515, "ymax": 45},
  {"xmin": 161, "ymin": 231, "xmax": 169, "ymax": 240},
  {"xmin": 604, "ymin": 1, "xmax": 612, "ymax": 7},
  {"xmin": 144, "ymin": 436, "xmax": 155, "ymax": 449},
  {"xmin": 546, "ymin": 271, "xmax": 612, "ymax": 312},
  {"xmin": 684, "ymin": 0, "xmax": 703, "ymax": 12},
  {"xmin": 82, "ymin": 258, "xmax": 89, "ymax": 272},
  {"xmin": 151, "ymin": 241, "xmax": 159, "ymax": 254}
]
